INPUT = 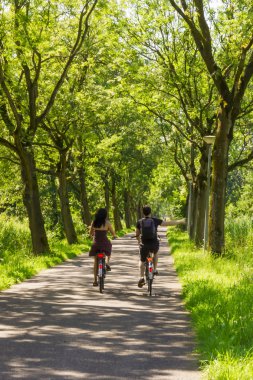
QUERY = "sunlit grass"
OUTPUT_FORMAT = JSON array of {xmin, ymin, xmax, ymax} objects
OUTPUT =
[
  {"xmin": 0, "ymin": 216, "xmax": 134, "ymax": 291},
  {"xmin": 168, "ymin": 227, "xmax": 253, "ymax": 380},
  {"xmin": 0, "ymin": 238, "xmax": 92, "ymax": 291},
  {"xmin": 0, "ymin": 216, "xmax": 92, "ymax": 291}
]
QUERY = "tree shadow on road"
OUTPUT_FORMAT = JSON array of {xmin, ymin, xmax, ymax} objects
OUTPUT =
[{"xmin": 0, "ymin": 229, "xmax": 200, "ymax": 379}]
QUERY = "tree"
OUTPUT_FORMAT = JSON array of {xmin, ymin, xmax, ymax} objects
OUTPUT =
[
  {"xmin": 0, "ymin": 0, "xmax": 98, "ymax": 252},
  {"xmin": 119, "ymin": 0, "xmax": 218, "ymax": 244},
  {"xmin": 169, "ymin": 0, "xmax": 253, "ymax": 253}
]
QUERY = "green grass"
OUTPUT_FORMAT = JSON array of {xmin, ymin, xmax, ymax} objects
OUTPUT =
[
  {"xmin": 0, "ymin": 216, "xmax": 134, "ymax": 291},
  {"xmin": 0, "ymin": 216, "xmax": 92, "ymax": 291},
  {"xmin": 0, "ymin": 238, "xmax": 92, "ymax": 291},
  {"xmin": 168, "ymin": 228, "xmax": 253, "ymax": 380}
]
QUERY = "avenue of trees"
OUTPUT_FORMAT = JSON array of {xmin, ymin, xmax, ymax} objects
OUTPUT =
[{"xmin": 1, "ymin": 0, "xmax": 253, "ymax": 254}]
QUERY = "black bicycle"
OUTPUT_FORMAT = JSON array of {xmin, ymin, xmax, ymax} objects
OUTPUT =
[
  {"xmin": 145, "ymin": 253, "xmax": 154, "ymax": 296},
  {"xmin": 131, "ymin": 235, "xmax": 156, "ymax": 296},
  {"xmin": 96, "ymin": 251, "xmax": 106, "ymax": 293}
]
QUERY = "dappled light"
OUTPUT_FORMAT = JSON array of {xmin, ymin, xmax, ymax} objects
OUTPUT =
[{"xmin": 0, "ymin": 228, "xmax": 200, "ymax": 379}]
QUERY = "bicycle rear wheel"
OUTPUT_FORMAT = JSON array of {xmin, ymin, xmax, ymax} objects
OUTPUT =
[
  {"xmin": 145, "ymin": 264, "xmax": 149, "ymax": 288},
  {"xmin": 145, "ymin": 264, "xmax": 152, "ymax": 296},
  {"xmin": 148, "ymin": 278, "xmax": 153, "ymax": 296},
  {"xmin": 99, "ymin": 275, "xmax": 104, "ymax": 293},
  {"xmin": 97, "ymin": 256, "xmax": 105, "ymax": 293}
]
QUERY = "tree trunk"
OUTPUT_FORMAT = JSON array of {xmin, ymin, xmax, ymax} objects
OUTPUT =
[
  {"xmin": 194, "ymin": 148, "xmax": 209, "ymax": 246},
  {"xmin": 78, "ymin": 165, "xmax": 91, "ymax": 226},
  {"xmin": 123, "ymin": 189, "xmax": 131, "ymax": 228},
  {"xmin": 136, "ymin": 200, "xmax": 142, "ymax": 220},
  {"xmin": 58, "ymin": 152, "xmax": 78, "ymax": 244},
  {"xmin": 194, "ymin": 181, "xmax": 207, "ymax": 246},
  {"xmin": 188, "ymin": 181, "xmax": 197, "ymax": 240},
  {"xmin": 48, "ymin": 172, "xmax": 63, "ymax": 233},
  {"xmin": 209, "ymin": 108, "xmax": 231, "ymax": 254},
  {"xmin": 111, "ymin": 177, "xmax": 122, "ymax": 231},
  {"xmin": 20, "ymin": 146, "xmax": 50, "ymax": 254},
  {"xmin": 104, "ymin": 179, "xmax": 110, "ymax": 213}
]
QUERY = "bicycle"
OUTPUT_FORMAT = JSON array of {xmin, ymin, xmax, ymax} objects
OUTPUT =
[
  {"xmin": 96, "ymin": 251, "xmax": 106, "ymax": 293},
  {"xmin": 131, "ymin": 235, "xmax": 157, "ymax": 296},
  {"xmin": 145, "ymin": 252, "xmax": 155, "ymax": 296}
]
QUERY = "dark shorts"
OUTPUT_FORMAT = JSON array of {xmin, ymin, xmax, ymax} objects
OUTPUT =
[{"xmin": 139, "ymin": 240, "xmax": 159, "ymax": 262}]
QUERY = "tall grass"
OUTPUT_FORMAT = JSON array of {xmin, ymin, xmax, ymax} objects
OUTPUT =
[
  {"xmin": 168, "ymin": 224, "xmax": 253, "ymax": 380},
  {"xmin": 0, "ymin": 215, "xmax": 91, "ymax": 291},
  {"xmin": 0, "ymin": 216, "xmax": 133, "ymax": 291}
]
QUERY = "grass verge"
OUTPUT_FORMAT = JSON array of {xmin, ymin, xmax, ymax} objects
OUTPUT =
[
  {"xmin": 168, "ymin": 228, "xmax": 253, "ymax": 380},
  {"xmin": 0, "ymin": 237, "xmax": 92, "ymax": 291},
  {"xmin": 0, "ymin": 217, "xmax": 133, "ymax": 292}
]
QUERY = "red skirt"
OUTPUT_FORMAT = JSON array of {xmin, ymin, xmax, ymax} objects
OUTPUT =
[{"xmin": 89, "ymin": 230, "xmax": 112, "ymax": 257}]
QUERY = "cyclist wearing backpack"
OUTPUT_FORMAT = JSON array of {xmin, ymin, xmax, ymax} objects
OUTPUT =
[{"xmin": 136, "ymin": 205, "xmax": 185, "ymax": 288}]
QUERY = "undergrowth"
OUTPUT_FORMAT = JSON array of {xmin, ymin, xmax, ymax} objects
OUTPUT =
[
  {"xmin": 0, "ymin": 215, "xmax": 133, "ymax": 291},
  {"xmin": 168, "ymin": 227, "xmax": 253, "ymax": 380}
]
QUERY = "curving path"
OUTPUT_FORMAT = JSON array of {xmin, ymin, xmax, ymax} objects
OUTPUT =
[{"xmin": 0, "ymin": 227, "xmax": 201, "ymax": 379}]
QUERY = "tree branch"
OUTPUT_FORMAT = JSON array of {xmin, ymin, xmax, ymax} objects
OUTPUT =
[
  {"xmin": 232, "ymin": 35, "xmax": 253, "ymax": 99},
  {"xmin": 0, "ymin": 60, "xmax": 22, "ymax": 130},
  {"xmin": 169, "ymin": 0, "xmax": 230, "ymax": 100},
  {"xmin": 0, "ymin": 137, "xmax": 19, "ymax": 154},
  {"xmin": 38, "ymin": 0, "xmax": 98, "ymax": 122},
  {"xmin": 228, "ymin": 150, "xmax": 253, "ymax": 172}
]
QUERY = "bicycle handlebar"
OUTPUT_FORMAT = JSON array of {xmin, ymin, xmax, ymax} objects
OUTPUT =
[{"xmin": 131, "ymin": 235, "xmax": 161, "ymax": 240}]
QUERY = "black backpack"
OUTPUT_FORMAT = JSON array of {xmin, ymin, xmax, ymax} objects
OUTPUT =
[{"xmin": 141, "ymin": 218, "xmax": 157, "ymax": 241}]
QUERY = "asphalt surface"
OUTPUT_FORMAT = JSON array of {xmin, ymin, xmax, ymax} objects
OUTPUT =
[{"xmin": 0, "ymin": 227, "xmax": 201, "ymax": 380}]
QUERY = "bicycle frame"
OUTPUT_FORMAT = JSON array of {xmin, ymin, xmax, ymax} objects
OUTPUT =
[
  {"xmin": 97, "ymin": 252, "xmax": 106, "ymax": 293},
  {"xmin": 145, "ymin": 254, "xmax": 154, "ymax": 296}
]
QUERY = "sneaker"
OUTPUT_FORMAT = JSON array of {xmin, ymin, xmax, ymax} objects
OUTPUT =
[
  {"xmin": 106, "ymin": 264, "xmax": 111, "ymax": 271},
  {"xmin": 138, "ymin": 278, "xmax": 145, "ymax": 288},
  {"xmin": 153, "ymin": 270, "xmax": 159, "ymax": 276}
]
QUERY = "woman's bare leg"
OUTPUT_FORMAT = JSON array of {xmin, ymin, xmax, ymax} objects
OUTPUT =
[{"xmin": 93, "ymin": 256, "xmax": 98, "ymax": 282}]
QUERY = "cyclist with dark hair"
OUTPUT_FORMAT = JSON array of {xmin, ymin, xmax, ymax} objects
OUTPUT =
[
  {"xmin": 136, "ymin": 205, "xmax": 185, "ymax": 288},
  {"xmin": 89, "ymin": 208, "xmax": 117, "ymax": 286}
]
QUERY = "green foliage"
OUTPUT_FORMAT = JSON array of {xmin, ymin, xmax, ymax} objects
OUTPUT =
[
  {"xmin": 148, "ymin": 159, "xmax": 186, "ymax": 217},
  {"xmin": 0, "ymin": 216, "xmax": 32, "ymax": 257},
  {"xmin": 225, "ymin": 216, "xmax": 253, "ymax": 258},
  {"xmin": 0, "ymin": 214, "xmax": 132, "ymax": 291},
  {"xmin": 226, "ymin": 170, "xmax": 253, "ymax": 220},
  {"xmin": 0, "ymin": 216, "xmax": 91, "ymax": 291},
  {"xmin": 168, "ymin": 227, "xmax": 253, "ymax": 379},
  {"xmin": 1, "ymin": 0, "xmax": 253, "ymax": 257},
  {"xmin": 116, "ymin": 226, "xmax": 135, "ymax": 236}
]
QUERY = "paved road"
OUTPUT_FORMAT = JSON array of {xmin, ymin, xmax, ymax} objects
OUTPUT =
[{"xmin": 0, "ymin": 227, "xmax": 201, "ymax": 379}]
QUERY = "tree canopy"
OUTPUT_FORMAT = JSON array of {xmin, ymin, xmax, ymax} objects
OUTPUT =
[{"xmin": 1, "ymin": 0, "xmax": 253, "ymax": 254}]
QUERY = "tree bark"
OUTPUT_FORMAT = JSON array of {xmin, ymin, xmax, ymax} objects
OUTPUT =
[
  {"xmin": 48, "ymin": 172, "xmax": 62, "ymax": 232},
  {"xmin": 137, "ymin": 201, "xmax": 142, "ymax": 220},
  {"xmin": 188, "ymin": 181, "xmax": 198, "ymax": 240},
  {"xmin": 123, "ymin": 189, "xmax": 132, "ymax": 228},
  {"xmin": 20, "ymin": 145, "xmax": 50, "ymax": 254},
  {"xmin": 111, "ymin": 177, "xmax": 122, "ymax": 231},
  {"xmin": 78, "ymin": 165, "xmax": 91, "ymax": 226},
  {"xmin": 57, "ymin": 151, "xmax": 78, "ymax": 244},
  {"xmin": 209, "ymin": 108, "xmax": 231, "ymax": 253},
  {"xmin": 194, "ymin": 147, "xmax": 209, "ymax": 246},
  {"xmin": 104, "ymin": 178, "xmax": 110, "ymax": 213},
  {"xmin": 194, "ymin": 182, "xmax": 207, "ymax": 246}
]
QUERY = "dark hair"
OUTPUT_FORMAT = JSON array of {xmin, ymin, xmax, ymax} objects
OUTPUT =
[
  {"xmin": 143, "ymin": 205, "xmax": 151, "ymax": 216},
  {"xmin": 93, "ymin": 208, "xmax": 108, "ymax": 228}
]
